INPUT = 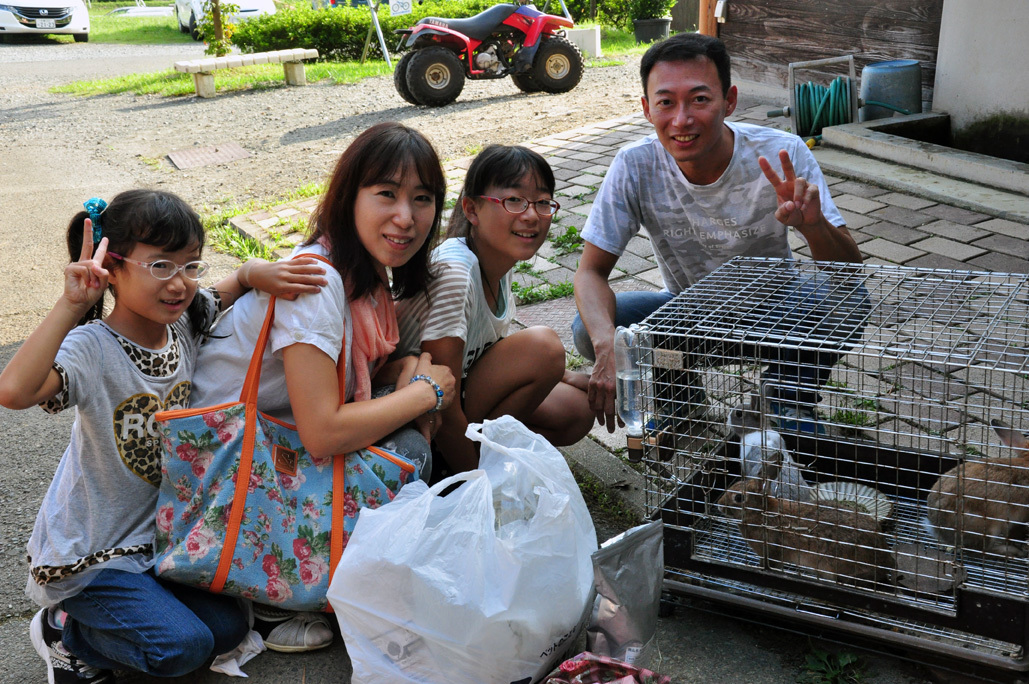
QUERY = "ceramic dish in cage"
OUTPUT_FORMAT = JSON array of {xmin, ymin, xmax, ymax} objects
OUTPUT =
[{"xmin": 814, "ymin": 481, "xmax": 892, "ymax": 522}]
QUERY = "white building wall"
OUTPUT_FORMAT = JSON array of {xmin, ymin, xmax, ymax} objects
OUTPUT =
[{"xmin": 932, "ymin": 0, "xmax": 1029, "ymax": 131}]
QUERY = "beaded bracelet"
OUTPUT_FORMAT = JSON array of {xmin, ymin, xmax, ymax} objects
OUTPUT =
[{"xmin": 410, "ymin": 374, "xmax": 444, "ymax": 413}]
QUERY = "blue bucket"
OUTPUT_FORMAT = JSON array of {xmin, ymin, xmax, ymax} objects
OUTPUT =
[{"xmin": 859, "ymin": 59, "xmax": 922, "ymax": 122}]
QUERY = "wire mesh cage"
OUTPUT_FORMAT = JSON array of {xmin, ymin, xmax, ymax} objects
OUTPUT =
[{"xmin": 634, "ymin": 257, "xmax": 1029, "ymax": 673}]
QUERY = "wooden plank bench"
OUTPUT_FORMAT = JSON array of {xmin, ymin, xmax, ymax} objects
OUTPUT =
[{"xmin": 174, "ymin": 48, "xmax": 319, "ymax": 98}]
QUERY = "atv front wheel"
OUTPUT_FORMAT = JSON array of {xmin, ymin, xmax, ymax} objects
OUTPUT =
[
  {"xmin": 531, "ymin": 36, "xmax": 583, "ymax": 94},
  {"xmin": 405, "ymin": 47, "xmax": 465, "ymax": 107},
  {"xmin": 510, "ymin": 72, "xmax": 541, "ymax": 93},
  {"xmin": 393, "ymin": 51, "xmax": 422, "ymax": 105}
]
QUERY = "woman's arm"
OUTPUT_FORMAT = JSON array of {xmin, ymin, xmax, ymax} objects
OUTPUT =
[
  {"xmin": 212, "ymin": 258, "xmax": 328, "ymax": 310},
  {"xmin": 283, "ymin": 345, "xmax": 454, "ymax": 458},
  {"xmin": 420, "ymin": 336, "xmax": 479, "ymax": 472}
]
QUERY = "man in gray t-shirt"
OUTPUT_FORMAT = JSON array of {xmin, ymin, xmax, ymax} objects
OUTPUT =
[{"xmin": 572, "ymin": 33, "xmax": 862, "ymax": 433}]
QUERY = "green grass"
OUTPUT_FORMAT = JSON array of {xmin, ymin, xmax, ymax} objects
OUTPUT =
[
  {"xmin": 199, "ymin": 182, "xmax": 324, "ymax": 260},
  {"xmin": 48, "ymin": 21, "xmax": 644, "ymax": 95},
  {"xmin": 207, "ymin": 224, "xmax": 278, "ymax": 261},
  {"xmin": 87, "ymin": 9, "xmax": 192, "ymax": 44},
  {"xmin": 51, "ymin": 60, "xmax": 393, "ymax": 97}
]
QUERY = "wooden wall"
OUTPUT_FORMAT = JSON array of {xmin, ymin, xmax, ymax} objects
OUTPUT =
[
  {"xmin": 718, "ymin": 0, "xmax": 944, "ymax": 108},
  {"xmin": 672, "ymin": 0, "xmax": 699, "ymax": 32}
]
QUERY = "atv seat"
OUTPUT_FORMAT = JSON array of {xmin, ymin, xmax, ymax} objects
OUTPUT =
[{"xmin": 416, "ymin": 4, "xmax": 520, "ymax": 42}]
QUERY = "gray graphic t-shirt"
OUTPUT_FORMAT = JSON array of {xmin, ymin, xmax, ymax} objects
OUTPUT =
[{"xmin": 582, "ymin": 122, "xmax": 844, "ymax": 293}]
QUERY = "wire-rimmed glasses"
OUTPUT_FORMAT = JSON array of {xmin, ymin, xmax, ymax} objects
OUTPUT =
[
  {"xmin": 108, "ymin": 252, "xmax": 209, "ymax": 281},
  {"xmin": 477, "ymin": 195, "xmax": 560, "ymax": 216}
]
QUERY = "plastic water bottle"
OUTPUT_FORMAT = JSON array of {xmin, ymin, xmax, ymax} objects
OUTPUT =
[{"xmin": 614, "ymin": 325, "xmax": 644, "ymax": 462}]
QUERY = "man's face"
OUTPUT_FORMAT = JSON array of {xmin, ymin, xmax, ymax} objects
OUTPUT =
[{"xmin": 641, "ymin": 57, "xmax": 738, "ymax": 172}]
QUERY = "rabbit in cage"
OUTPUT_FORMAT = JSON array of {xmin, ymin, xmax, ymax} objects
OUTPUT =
[
  {"xmin": 926, "ymin": 419, "xmax": 1029, "ymax": 558},
  {"xmin": 727, "ymin": 388, "xmax": 815, "ymax": 502},
  {"xmin": 716, "ymin": 461, "xmax": 893, "ymax": 585}
]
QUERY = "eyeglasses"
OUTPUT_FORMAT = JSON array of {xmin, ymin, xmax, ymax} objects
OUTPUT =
[
  {"xmin": 108, "ymin": 252, "xmax": 209, "ymax": 281},
  {"xmin": 477, "ymin": 195, "xmax": 560, "ymax": 217}
]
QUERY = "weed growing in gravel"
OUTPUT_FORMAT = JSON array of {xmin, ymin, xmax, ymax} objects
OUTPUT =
[
  {"xmin": 568, "ymin": 461, "xmax": 640, "ymax": 529},
  {"xmin": 549, "ymin": 226, "xmax": 583, "ymax": 256},
  {"xmin": 512, "ymin": 280, "xmax": 574, "ymax": 305},
  {"xmin": 566, "ymin": 351, "xmax": 590, "ymax": 371},
  {"xmin": 139, "ymin": 155, "xmax": 165, "ymax": 171},
  {"xmin": 797, "ymin": 647, "xmax": 866, "ymax": 684}
]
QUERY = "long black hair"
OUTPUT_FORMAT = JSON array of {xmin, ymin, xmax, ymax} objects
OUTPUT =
[
  {"xmin": 304, "ymin": 122, "xmax": 446, "ymax": 301},
  {"xmin": 445, "ymin": 144, "xmax": 556, "ymax": 240},
  {"xmin": 67, "ymin": 189, "xmax": 208, "ymax": 333}
]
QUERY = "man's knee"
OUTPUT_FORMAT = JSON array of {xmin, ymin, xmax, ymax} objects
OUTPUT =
[{"xmin": 571, "ymin": 315, "xmax": 596, "ymax": 362}]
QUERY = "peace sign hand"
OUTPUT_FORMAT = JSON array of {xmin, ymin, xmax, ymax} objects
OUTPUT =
[
  {"xmin": 758, "ymin": 149, "xmax": 823, "ymax": 230},
  {"xmin": 63, "ymin": 218, "xmax": 110, "ymax": 310}
]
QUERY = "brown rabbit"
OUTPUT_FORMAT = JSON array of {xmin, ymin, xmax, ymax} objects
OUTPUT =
[
  {"xmin": 926, "ymin": 419, "xmax": 1029, "ymax": 558},
  {"xmin": 716, "ymin": 464, "xmax": 893, "ymax": 585}
]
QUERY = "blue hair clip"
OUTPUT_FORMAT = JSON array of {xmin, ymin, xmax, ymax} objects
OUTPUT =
[{"xmin": 83, "ymin": 197, "xmax": 107, "ymax": 244}]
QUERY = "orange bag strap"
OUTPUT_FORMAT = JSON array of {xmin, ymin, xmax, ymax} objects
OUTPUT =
[{"xmin": 212, "ymin": 253, "xmax": 350, "ymax": 595}]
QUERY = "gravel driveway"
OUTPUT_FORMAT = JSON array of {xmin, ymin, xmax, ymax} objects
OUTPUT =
[{"xmin": 1, "ymin": 40, "xmax": 644, "ymax": 339}]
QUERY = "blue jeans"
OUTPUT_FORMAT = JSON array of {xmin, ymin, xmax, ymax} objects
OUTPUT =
[
  {"xmin": 61, "ymin": 568, "xmax": 248, "ymax": 677},
  {"xmin": 572, "ymin": 290, "xmax": 676, "ymax": 361}
]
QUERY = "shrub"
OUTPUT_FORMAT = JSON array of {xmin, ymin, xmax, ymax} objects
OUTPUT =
[
  {"xmin": 627, "ymin": 0, "xmax": 674, "ymax": 20},
  {"xmin": 232, "ymin": 0, "xmax": 495, "ymax": 61},
  {"xmin": 562, "ymin": 0, "xmax": 631, "ymax": 30}
]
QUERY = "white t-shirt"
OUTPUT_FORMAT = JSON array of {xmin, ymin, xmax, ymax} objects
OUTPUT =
[
  {"xmin": 26, "ymin": 290, "xmax": 219, "ymax": 607},
  {"xmin": 191, "ymin": 243, "xmax": 356, "ymax": 418},
  {"xmin": 396, "ymin": 237, "xmax": 514, "ymax": 376},
  {"xmin": 582, "ymin": 122, "xmax": 845, "ymax": 293}
]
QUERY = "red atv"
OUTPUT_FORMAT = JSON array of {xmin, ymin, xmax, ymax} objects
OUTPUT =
[{"xmin": 393, "ymin": 0, "xmax": 584, "ymax": 107}]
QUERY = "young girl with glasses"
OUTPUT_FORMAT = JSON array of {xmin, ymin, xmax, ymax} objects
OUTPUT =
[
  {"xmin": 0, "ymin": 189, "xmax": 327, "ymax": 683},
  {"xmin": 397, "ymin": 144, "xmax": 594, "ymax": 475}
]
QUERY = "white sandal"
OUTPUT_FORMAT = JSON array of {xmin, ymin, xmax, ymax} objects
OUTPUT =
[{"xmin": 261, "ymin": 612, "xmax": 334, "ymax": 653}]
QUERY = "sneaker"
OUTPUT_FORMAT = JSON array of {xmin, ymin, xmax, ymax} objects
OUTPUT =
[
  {"xmin": 767, "ymin": 400, "xmax": 827, "ymax": 436},
  {"xmin": 260, "ymin": 612, "xmax": 333, "ymax": 653},
  {"xmin": 30, "ymin": 609, "xmax": 116, "ymax": 684}
]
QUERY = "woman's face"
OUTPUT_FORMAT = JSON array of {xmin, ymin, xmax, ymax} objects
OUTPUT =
[
  {"xmin": 353, "ymin": 165, "xmax": 436, "ymax": 278},
  {"xmin": 465, "ymin": 171, "xmax": 553, "ymax": 265}
]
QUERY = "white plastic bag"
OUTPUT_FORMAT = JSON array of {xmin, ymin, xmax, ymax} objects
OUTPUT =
[{"xmin": 328, "ymin": 416, "xmax": 598, "ymax": 684}]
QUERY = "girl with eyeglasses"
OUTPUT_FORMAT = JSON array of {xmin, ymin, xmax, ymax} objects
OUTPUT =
[
  {"xmin": 397, "ymin": 144, "xmax": 595, "ymax": 475},
  {"xmin": 0, "ymin": 189, "xmax": 326, "ymax": 683}
]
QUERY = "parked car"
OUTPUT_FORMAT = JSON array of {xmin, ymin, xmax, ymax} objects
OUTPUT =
[
  {"xmin": 174, "ymin": 0, "xmax": 275, "ymax": 41},
  {"xmin": 0, "ymin": 0, "xmax": 90, "ymax": 42}
]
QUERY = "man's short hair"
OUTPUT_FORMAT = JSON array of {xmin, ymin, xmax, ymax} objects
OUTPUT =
[{"xmin": 640, "ymin": 33, "xmax": 732, "ymax": 98}]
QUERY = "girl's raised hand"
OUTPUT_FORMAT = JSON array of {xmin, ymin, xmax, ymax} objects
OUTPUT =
[
  {"xmin": 64, "ymin": 219, "xmax": 110, "ymax": 310},
  {"xmin": 246, "ymin": 257, "xmax": 328, "ymax": 300}
]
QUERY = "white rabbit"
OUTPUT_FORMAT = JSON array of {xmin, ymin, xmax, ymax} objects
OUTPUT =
[{"xmin": 727, "ymin": 388, "xmax": 815, "ymax": 502}]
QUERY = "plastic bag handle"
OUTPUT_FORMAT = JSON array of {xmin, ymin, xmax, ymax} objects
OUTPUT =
[{"xmin": 427, "ymin": 469, "xmax": 487, "ymax": 497}]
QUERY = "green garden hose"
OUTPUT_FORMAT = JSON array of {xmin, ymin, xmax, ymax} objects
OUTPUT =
[{"xmin": 766, "ymin": 76, "xmax": 912, "ymax": 139}]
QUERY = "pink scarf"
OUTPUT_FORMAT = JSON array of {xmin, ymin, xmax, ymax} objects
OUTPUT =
[
  {"xmin": 348, "ymin": 285, "xmax": 398, "ymax": 402},
  {"xmin": 318, "ymin": 237, "xmax": 398, "ymax": 402}
]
